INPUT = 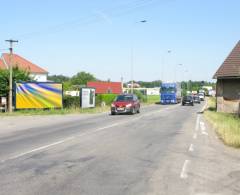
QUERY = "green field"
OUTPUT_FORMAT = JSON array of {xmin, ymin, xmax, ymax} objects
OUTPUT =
[{"xmin": 145, "ymin": 95, "xmax": 160, "ymax": 104}]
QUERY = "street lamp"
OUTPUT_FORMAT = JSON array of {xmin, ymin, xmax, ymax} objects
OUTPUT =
[{"xmin": 130, "ymin": 20, "xmax": 147, "ymax": 94}]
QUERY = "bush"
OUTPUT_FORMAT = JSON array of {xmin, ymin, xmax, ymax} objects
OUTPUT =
[
  {"xmin": 63, "ymin": 96, "xmax": 80, "ymax": 108},
  {"xmin": 133, "ymin": 90, "xmax": 147, "ymax": 102},
  {"xmin": 96, "ymin": 94, "xmax": 117, "ymax": 106}
]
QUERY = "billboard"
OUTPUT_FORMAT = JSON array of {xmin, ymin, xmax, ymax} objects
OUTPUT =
[
  {"xmin": 80, "ymin": 88, "xmax": 95, "ymax": 108},
  {"xmin": 15, "ymin": 82, "xmax": 63, "ymax": 109}
]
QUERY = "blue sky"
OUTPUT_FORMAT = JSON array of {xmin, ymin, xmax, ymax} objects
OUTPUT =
[{"xmin": 1, "ymin": 0, "xmax": 240, "ymax": 82}]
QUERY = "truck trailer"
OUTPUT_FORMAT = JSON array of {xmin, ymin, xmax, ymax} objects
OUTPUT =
[{"xmin": 160, "ymin": 82, "xmax": 182, "ymax": 104}]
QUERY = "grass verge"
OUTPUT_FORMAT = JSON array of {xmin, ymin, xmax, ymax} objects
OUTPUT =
[
  {"xmin": 0, "ymin": 106, "xmax": 110, "ymax": 116},
  {"xmin": 204, "ymin": 97, "xmax": 240, "ymax": 148},
  {"xmin": 144, "ymin": 95, "xmax": 160, "ymax": 105}
]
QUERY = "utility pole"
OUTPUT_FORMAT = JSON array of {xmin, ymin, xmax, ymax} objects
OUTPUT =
[{"xmin": 5, "ymin": 39, "xmax": 18, "ymax": 113}]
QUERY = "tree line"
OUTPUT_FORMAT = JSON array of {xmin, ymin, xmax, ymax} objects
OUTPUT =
[{"xmin": 0, "ymin": 67, "xmax": 215, "ymax": 97}]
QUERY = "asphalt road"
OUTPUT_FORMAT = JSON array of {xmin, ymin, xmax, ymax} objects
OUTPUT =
[{"xmin": 0, "ymin": 103, "xmax": 240, "ymax": 195}]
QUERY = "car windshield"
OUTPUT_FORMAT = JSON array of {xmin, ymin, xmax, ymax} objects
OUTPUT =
[
  {"xmin": 160, "ymin": 87, "xmax": 176, "ymax": 93},
  {"xmin": 184, "ymin": 96, "xmax": 192, "ymax": 100},
  {"xmin": 115, "ymin": 95, "xmax": 133, "ymax": 101},
  {"xmin": 194, "ymin": 96, "xmax": 199, "ymax": 100}
]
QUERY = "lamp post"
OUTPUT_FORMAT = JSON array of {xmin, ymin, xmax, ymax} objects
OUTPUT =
[{"xmin": 130, "ymin": 20, "xmax": 147, "ymax": 94}]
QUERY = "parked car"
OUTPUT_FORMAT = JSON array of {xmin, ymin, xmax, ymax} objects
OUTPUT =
[
  {"xmin": 182, "ymin": 96, "xmax": 194, "ymax": 106},
  {"xmin": 193, "ymin": 95, "xmax": 201, "ymax": 104},
  {"xmin": 111, "ymin": 94, "xmax": 140, "ymax": 115},
  {"xmin": 198, "ymin": 93, "xmax": 205, "ymax": 101}
]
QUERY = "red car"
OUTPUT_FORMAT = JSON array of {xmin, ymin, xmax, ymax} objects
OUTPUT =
[{"xmin": 111, "ymin": 94, "xmax": 140, "ymax": 115}]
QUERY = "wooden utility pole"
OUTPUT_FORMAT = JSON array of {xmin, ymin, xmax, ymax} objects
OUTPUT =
[{"xmin": 5, "ymin": 39, "xmax": 18, "ymax": 113}]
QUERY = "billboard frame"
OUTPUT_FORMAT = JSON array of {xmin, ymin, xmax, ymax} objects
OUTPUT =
[
  {"xmin": 14, "ymin": 82, "xmax": 63, "ymax": 110},
  {"xmin": 80, "ymin": 87, "xmax": 96, "ymax": 108}
]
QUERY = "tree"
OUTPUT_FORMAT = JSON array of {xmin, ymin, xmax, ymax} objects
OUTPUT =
[
  {"xmin": 131, "ymin": 80, "xmax": 162, "ymax": 88},
  {"xmin": 48, "ymin": 74, "xmax": 70, "ymax": 83},
  {"xmin": 70, "ymin": 71, "xmax": 97, "ymax": 86},
  {"xmin": 0, "ymin": 67, "xmax": 31, "ymax": 97}
]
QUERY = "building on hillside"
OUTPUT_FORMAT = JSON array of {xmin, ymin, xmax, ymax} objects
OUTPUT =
[
  {"xmin": 213, "ymin": 41, "xmax": 240, "ymax": 114},
  {"xmin": 87, "ymin": 81, "xmax": 122, "ymax": 94},
  {"xmin": 0, "ymin": 53, "xmax": 48, "ymax": 82}
]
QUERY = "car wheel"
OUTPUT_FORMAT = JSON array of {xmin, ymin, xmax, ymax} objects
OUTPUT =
[
  {"xmin": 111, "ymin": 112, "xmax": 116, "ymax": 115},
  {"xmin": 137, "ymin": 108, "xmax": 140, "ymax": 113},
  {"xmin": 182, "ymin": 103, "xmax": 185, "ymax": 106},
  {"xmin": 131, "ymin": 107, "xmax": 136, "ymax": 115}
]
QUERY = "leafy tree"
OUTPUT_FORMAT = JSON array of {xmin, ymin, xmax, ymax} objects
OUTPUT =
[
  {"xmin": 0, "ymin": 67, "xmax": 31, "ymax": 96},
  {"xmin": 48, "ymin": 74, "xmax": 70, "ymax": 83},
  {"xmin": 70, "ymin": 71, "xmax": 97, "ymax": 86},
  {"xmin": 133, "ymin": 80, "xmax": 162, "ymax": 88},
  {"xmin": 63, "ymin": 81, "xmax": 72, "ymax": 91}
]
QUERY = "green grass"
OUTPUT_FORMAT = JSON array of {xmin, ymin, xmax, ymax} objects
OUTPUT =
[
  {"xmin": 0, "ymin": 106, "xmax": 110, "ymax": 116},
  {"xmin": 0, "ymin": 95, "xmax": 160, "ymax": 116},
  {"xmin": 204, "ymin": 97, "xmax": 240, "ymax": 148},
  {"xmin": 144, "ymin": 95, "xmax": 160, "ymax": 105}
]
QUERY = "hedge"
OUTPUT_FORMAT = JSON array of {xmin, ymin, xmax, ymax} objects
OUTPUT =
[
  {"xmin": 63, "ymin": 96, "xmax": 80, "ymax": 108},
  {"xmin": 96, "ymin": 94, "xmax": 117, "ymax": 106}
]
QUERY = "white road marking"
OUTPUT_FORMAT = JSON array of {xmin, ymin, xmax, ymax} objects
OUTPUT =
[
  {"xmin": 180, "ymin": 160, "xmax": 190, "ymax": 179},
  {"xmin": 195, "ymin": 115, "xmax": 200, "ymax": 132},
  {"xmin": 200, "ymin": 122, "xmax": 206, "ymax": 131},
  {"xmin": 189, "ymin": 144, "xmax": 194, "ymax": 152},
  {"xmin": 193, "ymin": 133, "xmax": 197, "ymax": 139},
  {"xmin": 4, "ymin": 123, "xmax": 122, "ymax": 162},
  {"xmin": 200, "ymin": 121, "xmax": 208, "ymax": 136},
  {"xmin": 8, "ymin": 136, "xmax": 75, "ymax": 161},
  {"xmin": 1, "ymin": 105, "xmax": 178, "ymax": 163}
]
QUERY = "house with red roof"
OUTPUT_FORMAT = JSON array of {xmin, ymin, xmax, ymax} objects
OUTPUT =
[
  {"xmin": 0, "ymin": 53, "xmax": 48, "ymax": 82},
  {"xmin": 87, "ymin": 81, "xmax": 122, "ymax": 94},
  {"xmin": 213, "ymin": 41, "xmax": 240, "ymax": 113}
]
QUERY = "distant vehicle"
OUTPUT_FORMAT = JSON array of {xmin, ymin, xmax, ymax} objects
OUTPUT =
[
  {"xmin": 192, "ymin": 91, "xmax": 198, "ymax": 95},
  {"xmin": 199, "ymin": 89, "xmax": 205, "ymax": 95},
  {"xmin": 111, "ymin": 94, "xmax": 140, "ymax": 115},
  {"xmin": 193, "ymin": 95, "xmax": 201, "ymax": 104},
  {"xmin": 160, "ymin": 82, "xmax": 182, "ymax": 104},
  {"xmin": 198, "ymin": 92, "xmax": 205, "ymax": 101},
  {"xmin": 182, "ymin": 96, "xmax": 194, "ymax": 106}
]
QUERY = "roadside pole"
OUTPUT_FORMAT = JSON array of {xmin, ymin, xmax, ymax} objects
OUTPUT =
[
  {"xmin": 5, "ymin": 39, "xmax": 18, "ymax": 113},
  {"xmin": 130, "ymin": 20, "xmax": 147, "ymax": 94}
]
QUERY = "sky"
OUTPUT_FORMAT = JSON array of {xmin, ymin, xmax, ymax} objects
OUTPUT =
[{"xmin": 0, "ymin": 0, "xmax": 240, "ymax": 83}]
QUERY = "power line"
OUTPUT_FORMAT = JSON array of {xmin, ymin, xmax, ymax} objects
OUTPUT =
[{"xmin": 16, "ymin": 0, "xmax": 161, "ymax": 40}]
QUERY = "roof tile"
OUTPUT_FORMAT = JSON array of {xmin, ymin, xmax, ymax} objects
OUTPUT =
[
  {"xmin": 0, "ymin": 53, "xmax": 48, "ymax": 74},
  {"xmin": 213, "ymin": 41, "xmax": 240, "ymax": 78},
  {"xmin": 87, "ymin": 81, "xmax": 122, "ymax": 94}
]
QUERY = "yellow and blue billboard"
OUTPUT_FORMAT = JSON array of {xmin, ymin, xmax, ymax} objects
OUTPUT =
[{"xmin": 15, "ymin": 82, "xmax": 63, "ymax": 109}]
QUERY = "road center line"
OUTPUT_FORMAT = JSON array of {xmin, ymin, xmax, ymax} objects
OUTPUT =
[{"xmin": 180, "ymin": 160, "xmax": 190, "ymax": 179}]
